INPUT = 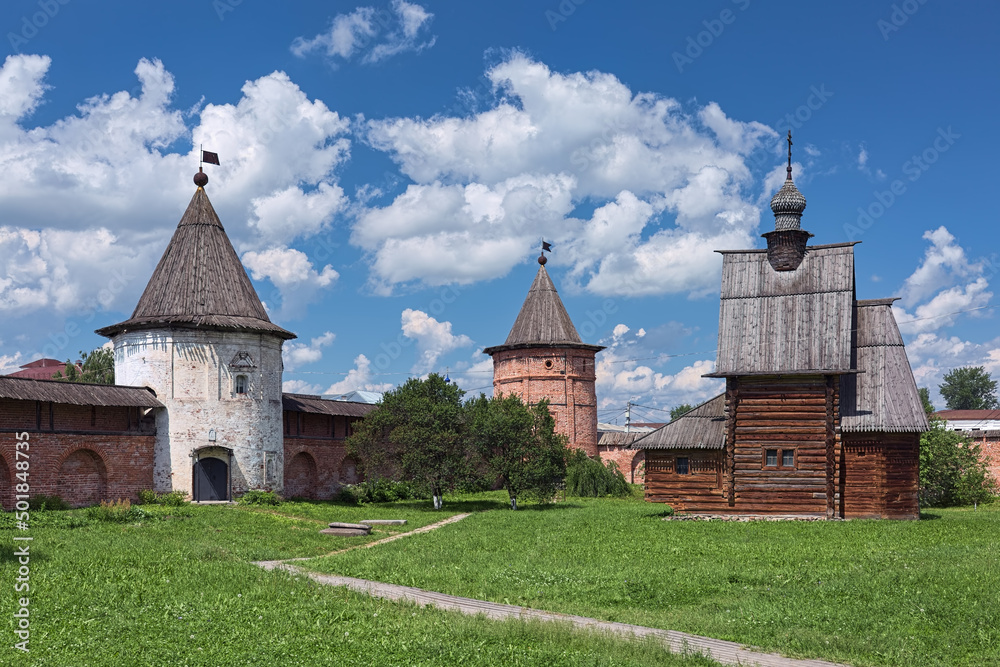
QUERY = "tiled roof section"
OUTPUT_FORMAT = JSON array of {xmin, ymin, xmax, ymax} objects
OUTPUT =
[
  {"xmin": 97, "ymin": 187, "xmax": 295, "ymax": 340},
  {"xmin": 935, "ymin": 409, "xmax": 1000, "ymax": 421},
  {"xmin": 598, "ymin": 432, "xmax": 649, "ymax": 447},
  {"xmin": 710, "ymin": 243, "xmax": 856, "ymax": 375},
  {"xmin": 484, "ymin": 264, "xmax": 603, "ymax": 354},
  {"xmin": 0, "ymin": 376, "xmax": 163, "ymax": 408},
  {"xmin": 282, "ymin": 393, "xmax": 377, "ymax": 418},
  {"xmin": 629, "ymin": 394, "xmax": 726, "ymax": 450},
  {"xmin": 840, "ymin": 300, "xmax": 928, "ymax": 433}
]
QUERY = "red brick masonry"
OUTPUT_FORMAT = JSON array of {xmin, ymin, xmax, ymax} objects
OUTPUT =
[
  {"xmin": 1, "ymin": 398, "xmax": 155, "ymax": 509},
  {"xmin": 491, "ymin": 346, "xmax": 599, "ymax": 456}
]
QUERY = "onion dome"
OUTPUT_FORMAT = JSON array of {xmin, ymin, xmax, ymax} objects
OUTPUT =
[{"xmin": 770, "ymin": 131, "xmax": 807, "ymax": 231}]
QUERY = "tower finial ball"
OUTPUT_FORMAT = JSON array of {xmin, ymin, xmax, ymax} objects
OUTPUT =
[
  {"xmin": 194, "ymin": 171, "xmax": 208, "ymax": 187},
  {"xmin": 538, "ymin": 253, "xmax": 547, "ymax": 266}
]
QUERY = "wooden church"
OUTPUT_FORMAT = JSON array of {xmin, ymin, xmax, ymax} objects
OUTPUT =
[{"xmin": 632, "ymin": 136, "xmax": 928, "ymax": 519}]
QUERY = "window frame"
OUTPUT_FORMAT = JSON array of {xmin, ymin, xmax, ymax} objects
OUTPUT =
[
  {"xmin": 762, "ymin": 448, "xmax": 796, "ymax": 469},
  {"xmin": 675, "ymin": 456, "xmax": 690, "ymax": 475},
  {"xmin": 234, "ymin": 374, "xmax": 248, "ymax": 395}
]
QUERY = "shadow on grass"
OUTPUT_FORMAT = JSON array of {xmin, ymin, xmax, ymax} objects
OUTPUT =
[{"xmin": 919, "ymin": 512, "xmax": 942, "ymax": 520}]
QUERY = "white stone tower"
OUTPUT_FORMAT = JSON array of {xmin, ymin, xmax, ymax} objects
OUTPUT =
[{"xmin": 97, "ymin": 170, "xmax": 296, "ymax": 500}]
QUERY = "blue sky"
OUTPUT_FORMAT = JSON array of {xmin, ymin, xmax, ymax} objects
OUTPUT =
[{"xmin": 0, "ymin": 0, "xmax": 997, "ymax": 422}]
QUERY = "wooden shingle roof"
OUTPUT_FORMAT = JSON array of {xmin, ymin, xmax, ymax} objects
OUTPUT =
[
  {"xmin": 282, "ymin": 393, "xmax": 377, "ymax": 418},
  {"xmin": 709, "ymin": 243, "xmax": 856, "ymax": 376},
  {"xmin": 0, "ymin": 376, "xmax": 163, "ymax": 408},
  {"xmin": 629, "ymin": 394, "xmax": 726, "ymax": 450},
  {"xmin": 97, "ymin": 186, "xmax": 295, "ymax": 340},
  {"xmin": 840, "ymin": 299, "xmax": 928, "ymax": 433},
  {"xmin": 483, "ymin": 263, "xmax": 603, "ymax": 354}
]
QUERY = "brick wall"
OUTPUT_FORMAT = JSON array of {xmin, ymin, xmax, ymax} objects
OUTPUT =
[
  {"xmin": 969, "ymin": 431, "xmax": 1000, "ymax": 487},
  {"xmin": 282, "ymin": 413, "xmax": 363, "ymax": 499},
  {"xmin": 597, "ymin": 445, "xmax": 645, "ymax": 483},
  {"xmin": 0, "ymin": 398, "xmax": 157, "ymax": 509},
  {"xmin": 491, "ymin": 347, "xmax": 599, "ymax": 456}
]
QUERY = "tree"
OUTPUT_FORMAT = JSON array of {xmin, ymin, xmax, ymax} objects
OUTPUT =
[
  {"xmin": 919, "ymin": 416, "xmax": 997, "ymax": 507},
  {"xmin": 670, "ymin": 404, "xmax": 695, "ymax": 421},
  {"xmin": 918, "ymin": 387, "xmax": 935, "ymax": 416},
  {"xmin": 52, "ymin": 348, "xmax": 115, "ymax": 384},
  {"xmin": 346, "ymin": 374, "xmax": 470, "ymax": 510},
  {"xmin": 467, "ymin": 394, "xmax": 568, "ymax": 510},
  {"xmin": 564, "ymin": 449, "xmax": 631, "ymax": 498},
  {"xmin": 939, "ymin": 366, "xmax": 999, "ymax": 410}
]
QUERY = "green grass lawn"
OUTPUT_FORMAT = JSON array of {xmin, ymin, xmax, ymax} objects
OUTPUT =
[
  {"xmin": 303, "ymin": 493, "xmax": 1000, "ymax": 667},
  {"xmin": 1, "ymin": 498, "xmax": 717, "ymax": 666}
]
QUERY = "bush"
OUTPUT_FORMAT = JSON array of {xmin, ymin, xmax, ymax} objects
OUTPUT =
[
  {"xmin": 920, "ymin": 418, "xmax": 998, "ymax": 507},
  {"xmin": 28, "ymin": 494, "xmax": 70, "ymax": 511},
  {"xmin": 237, "ymin": 490, "xmax": 282, "ymax": 506},
  {"xmin": 137, "ymin": 489, "xmax": 158, "ymax": 505},
  {"xmin": 565, "ymin": 450, "xmax": 631, "ymax": 498},
  {"xmin": 138, "ymin": 489, "xmax": 190, "ymax": 506},
  {"xmin": 86, "ymin": 499, "xmax": 146, "ymax": 523},
  {"xmin": 337, "ymin": 479, "xmax": 428, "ymax": 504},
  {"xmin": 158, "ymin": 490, "xmax": 190, "ymax": 506}
]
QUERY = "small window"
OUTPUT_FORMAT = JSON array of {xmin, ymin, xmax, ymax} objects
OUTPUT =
[
  {"xmin": 782, "ymin": 449, "xmax": 795, "ymax": 467},
  {"xmin": 235, "ymin": 375, "xmax": 248, "ymax": 394},
  {"xmin": 765, "ymin": 449, "xmax": 778, "ymax": 467},
  {"xmin": 544, "ymin": 359, "xmax": 554, "ymax": 370},
  {"xmin": 676, "ymin": 457, "xmax": 689, "ymax": 475}
]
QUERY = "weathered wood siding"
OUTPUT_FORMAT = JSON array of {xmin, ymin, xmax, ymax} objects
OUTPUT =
[
  {"xmin": 841, "ymin": 433, "xmax": 919, "ymax": 519},
  {"xmin": 729, "ymin": 375, "xmax": 838, "ymax": 516},
  {"xmin": 643, "ymin": 450, "xmax": 727, "ymax": 511}
]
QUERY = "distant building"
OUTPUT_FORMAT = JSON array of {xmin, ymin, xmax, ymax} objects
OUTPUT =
[
  {"xmin": 633, "ymin": 142, "xmax": 928, "ymax": 519},
  {"xmin": 484, "ymin": 254, "xmax": 604, "ymax": 456},
  {"xmin": 596, "ymin": 423, "xmax": 662, "ymax": 483},
  {"xmin": 326, "ymin": 390, "xmax": 384, "ymax": 404},
  {"xmin": 6, "ymin": 358, "xmax": 80, "ymax": 380},
  {"xmin": 934, "ymin": 409, "xmax": 1000, "ymax": 486}
]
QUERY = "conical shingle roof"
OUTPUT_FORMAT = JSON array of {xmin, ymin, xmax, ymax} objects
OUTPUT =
[
  {"xmin": 483, "ymin": 262, "xmax": 603, "ymax": 354},
  {"xmin": 97, "ymin": 184, "xmax": 295, "ymax": 340}
]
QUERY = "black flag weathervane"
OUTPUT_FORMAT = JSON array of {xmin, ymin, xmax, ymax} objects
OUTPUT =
[{"xmin": 201, "ymin": 145, "xmax": 220, "ymax": 166}]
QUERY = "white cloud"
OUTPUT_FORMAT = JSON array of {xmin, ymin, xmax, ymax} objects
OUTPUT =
[
  {"xmin": 283, "ymin": 331, "xmax": 335, "ymax": 370},
  {"xmin": 242, "ymin": 247, "xmax": 339, "ymax": 319},
  {"xmin": 0, "ymin": 351, "xmax": 24, "ymax": 374},
  {"xmin": 291, "ymin": 0, "xmax": 435, "ymax": 65},
  {"xmin": 900, "ymin": 227, "xmax": 975, "ymax": 307},
  {"xmin": 592, "ymin": 321, "xmax": 721, "ymax": 411},
  {"xmin": 0, "ymin": 56, "xmax": 351, "ymax": 320},
  {"xmin": 359, "ymin": 54, "xmax": 774, "ymax": 295},
  {"xmin": 0, "ymin": 226, "xmax": 155, "ymax": 315},
  {"xmin": 0, "ymin": 54, "xmax": 50, "ymax": 123},
  {"xmin": 282, "ymin": 378, "xmax": 323, "ymax": 395},
  {"xmin": 894, "ymin": 226, "xmax": 993, "ymax": 335},
  {"xmin": 895, "ymin": 278, "xmax": 992, "ymax": 334},
  {"xmin": 984, "ymin": 348, "xmax": 1000, "ymax": 375},
  {"xmin": 400, "ymin": 308, "xmax": 472, "ymax": 374},
  {"xmin": 249, "ymin": 182, "xmax": 346, "ymax": 246},
  {"xmin": 449, "ymin": 355, "xmax": 494, "ymax": 396},
  {"xmin": 321, "ymin": 353, "xmax": 393, "ymax": 395}
]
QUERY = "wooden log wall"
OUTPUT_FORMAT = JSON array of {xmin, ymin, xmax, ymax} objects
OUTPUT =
[
  {"xmin": 644, "ymin": 450, "xmax": 727, "ymax": 512},
  {"xmin": 841, "ymin": 433, "xmax": 919, "ymax": 519},
  {"xmin": 729, "ymin": 375, "xmax": 832, "ymax": 516}
]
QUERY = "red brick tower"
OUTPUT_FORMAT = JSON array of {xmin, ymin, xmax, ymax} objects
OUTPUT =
[{"xmin": 483, "ymin": 255, "xmax": 604, "ymax": 455}]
